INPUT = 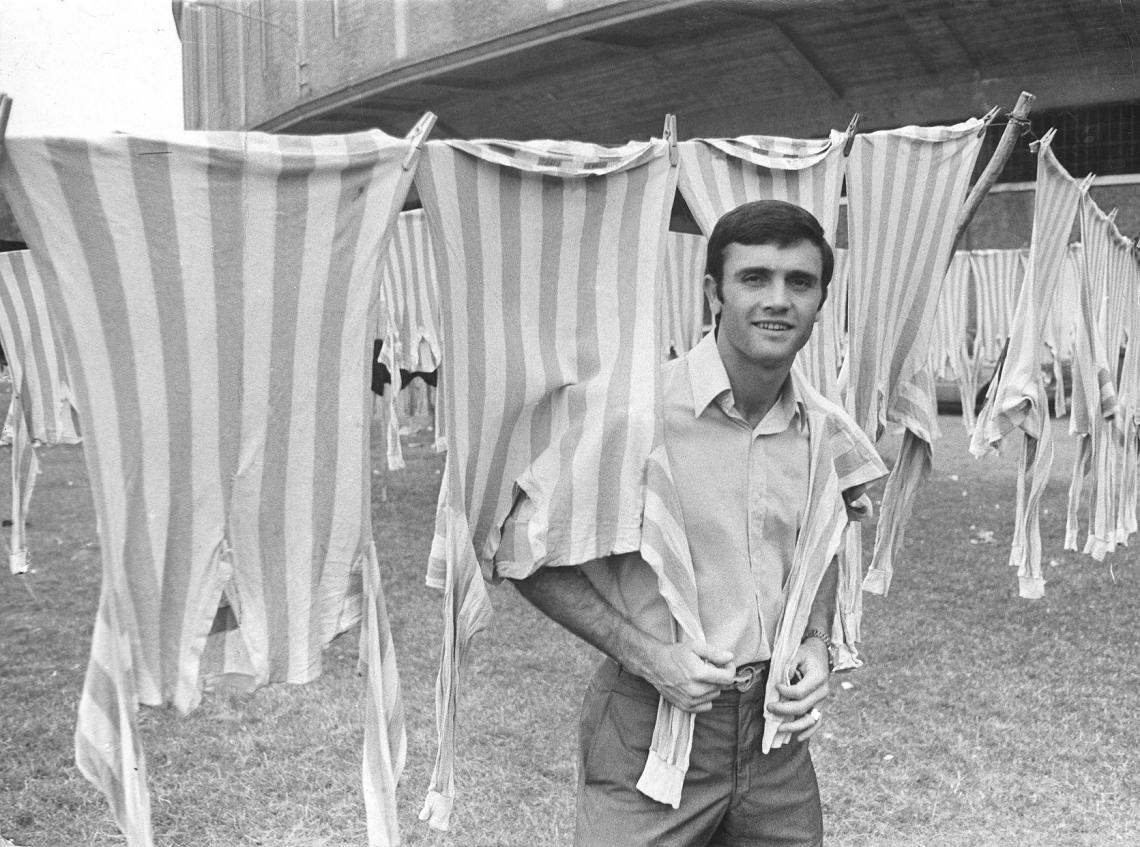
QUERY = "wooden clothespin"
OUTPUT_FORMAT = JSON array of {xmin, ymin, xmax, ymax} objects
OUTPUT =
[
  {"xmin": 663, "ymin": 113, "xmax": 678, "ymax": 166},
  {"xmin": 1079, "ymin": 173, "xmax": 1096, "ymax": 195},
  {"xmin": 0, "ymin": 93, "xmax": 13, "ymax": 154},
  {"xmin": 976, "ymin": 105, "xmax": 1001, "ymax": 137},
  {"xmin": 842, "ymin": 113, "xmax": 860, "ymax": 156},
  {"xmin": 1028, "ymin": 126, "xmax": 1056, "ymax": 155},
  {"xmin": 402, "ymin": 111, "xmax": 437, "ymax": 171}
]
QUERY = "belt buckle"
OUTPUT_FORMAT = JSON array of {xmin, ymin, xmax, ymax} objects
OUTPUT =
[{"xmin": 732, "ymin": 660, "xmax": 767, "ymax": 692}]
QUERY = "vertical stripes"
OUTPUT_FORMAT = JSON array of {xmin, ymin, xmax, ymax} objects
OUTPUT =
[
  {"xmin": 0, "ymin": 128, "xmax": 415, "ymax": 846},
  {"xmin": 1115, "ymin": 248, "xmax": 1140, "ymax": 545},
  {"xmin": 674, "ymin": 136, "xmax": 868, "ymax": 670},
  {"xmin": 377, "ymin": 208, "xmax": 444, "ymax": 467},
  {"xmin": 634, "ymin": 379, "xmax": 885, "ymax": 806},
  {"xmin": 414, "ymin": 137, "xmax": 677, "ymax": 829},
  {"xmin": 661, "ymin": 231, "xmax": 707, "ymax": 359},
  {"xmin": 843, "ymin": 119, "xmax": 985, "ymax": 595},
  {"xmin": 676, "ymin": 131, "xmax": 847, "ymax": 399},
  {"xmin": 1067, "ymin": 195, "xmax": 1136, "ymax": 561},
  {"xmin": 0, "ymin": 250, "xmax": 81, "ymax": 572},
  {"xmin": 971, "ymin": 136, "xmax": 1082, "ymax": 598},
  {"xmin": 1066, "ymin": 196, "xmax": 1118, "ymax": 553},
  {"xmin": 379, "ymin": 208, "xmax": 442, "ymax": 374},
  {"xmin": 929, "ymin": 251, "xmax": 975, "ymax": 429},
  {"xmin": 1042, "ymin": 242, "xmax": 1082, "ymax": 419},
  {"xmin": 968, "ymin": 248, "xmax": 1027, "ymax": 366}
]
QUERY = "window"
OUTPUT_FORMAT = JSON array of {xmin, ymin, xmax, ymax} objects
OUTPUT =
[{"xmin": 980, "ymin": 100, "xmax": 1140, "ymax": 183}]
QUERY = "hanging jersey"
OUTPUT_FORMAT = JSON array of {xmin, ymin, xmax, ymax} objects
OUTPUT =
[
  {"xmin": 0, "ymin": 249, "xmax": 81, "ymax": 573},
  {"xmin": 414, "ymin": 136, "xmax": 678, "ymax": 830},
  {"xmin": 676, "ymin": 131, "xmax": 848, "ymax": 399},
  {"xmin": 0, "ymin": 128, "xmax": 415, "ymax": 847},
  {"xmin": 843, "ymin": 119, "xmax": 985, "ymax": 595},
  {"xmin": 971, "ymin": 133, "xmax": 1082, "ymax": 597}
]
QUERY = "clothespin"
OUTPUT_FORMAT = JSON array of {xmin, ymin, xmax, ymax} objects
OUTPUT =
[
  {"xmin": 1079, "ymin": 173, "xmax": 1096, "ymax": 195},
  {"xmin": 663, "ymin": 113, "xmax": 678, "ymax": 166},
  {"xmin": 1028, "ymin": 126, "xmax": 1057, "ymax": 155},
  {"xmin": 402, "ymin": 111, "xmax": 437, "ymax": 171},
  {"xmin": 0, "ymin": 93, "xmax": 13, "ymax": 153},
  {"xmin": 842, "ymin": 113, "xmax": 860, "ymax": 157},
  {"xmin": 976, "ymin": 105, "xmax": 1001, "ymax": 138}
]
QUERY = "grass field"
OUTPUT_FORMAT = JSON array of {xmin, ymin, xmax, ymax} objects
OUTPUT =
[{"xmin": 2, "ymin": 408, "xmax": 1140, "ymax": 847}]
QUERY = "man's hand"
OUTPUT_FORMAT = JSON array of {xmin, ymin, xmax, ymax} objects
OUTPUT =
[
  {"xmin": 643, "ymin": 640, "xmax": 736, "ymax": 714},
  {"xmin": 767, "ymin": 638, "xmax": 830, "ymax": 742}
]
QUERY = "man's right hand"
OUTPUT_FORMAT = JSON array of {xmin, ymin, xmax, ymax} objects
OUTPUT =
[{"xmin": 644, "ymin": 641, "xmax": 736, "ymax": 713}]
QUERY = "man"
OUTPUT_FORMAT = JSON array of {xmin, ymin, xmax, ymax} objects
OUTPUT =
[{"xmin": 512, "ymin": 200, "xmax": 885, "ymax": 846}]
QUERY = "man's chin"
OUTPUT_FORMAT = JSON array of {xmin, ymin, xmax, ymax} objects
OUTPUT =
[{"xmin": 744, "ymin": 346, "xmax": 798, "ymax": 370}]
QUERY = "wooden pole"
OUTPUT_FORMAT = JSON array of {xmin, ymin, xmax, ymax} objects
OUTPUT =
[{"xmin": 950, "ymin": 91, "xmax": 1035, "ymax": 255}]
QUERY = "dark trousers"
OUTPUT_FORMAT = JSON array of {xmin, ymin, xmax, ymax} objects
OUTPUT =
[{"xmin": 575, "ymin": 658, "xmax": 823, "ymax": 847}]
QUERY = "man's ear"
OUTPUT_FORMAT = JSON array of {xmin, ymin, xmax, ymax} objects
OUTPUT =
[{"xmin": 703, "ymin": 274, "xmax": 720, "ymax": 319}]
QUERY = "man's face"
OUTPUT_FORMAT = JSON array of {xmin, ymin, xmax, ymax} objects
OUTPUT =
[{"xmin": 705, "ymin": 240, "xmax": 824, "ymax": 373}]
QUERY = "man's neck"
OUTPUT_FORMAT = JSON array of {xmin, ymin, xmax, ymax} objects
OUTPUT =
[{"xmin": 718, "ymin": 344, "xmax": 792, "ymax": 427}]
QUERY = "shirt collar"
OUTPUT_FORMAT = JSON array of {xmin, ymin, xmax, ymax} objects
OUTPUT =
[
  {"xmin": 687, "ymin": 331, "xmax": 733, "ymax": 416},
  {"xmin": 686, "ymin": 331, "xmax": 807, "ymax": 433}
]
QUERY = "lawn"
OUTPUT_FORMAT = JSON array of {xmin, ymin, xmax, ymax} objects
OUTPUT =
[{"xmin": 2, "ymin": 406, "xmax": 1139, "ymax": 846}]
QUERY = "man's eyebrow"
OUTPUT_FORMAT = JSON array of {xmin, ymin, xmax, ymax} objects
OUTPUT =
[{"xmin": 734, "ymin": 265, "xmax": 820, "ymax": 281}]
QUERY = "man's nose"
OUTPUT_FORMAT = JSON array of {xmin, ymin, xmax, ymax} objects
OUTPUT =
[{"xmin": 763, "ymin": 279, "xmax": 792, "ymax": 309}]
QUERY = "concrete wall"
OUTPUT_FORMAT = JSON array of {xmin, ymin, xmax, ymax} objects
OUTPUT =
[
  {"xmin": 826, "ymin": 177, "xmax": 1140, "ymax": 252},
  {"xmin": 958, "ymin": 180, "xmax": 1140, "ymax": 250}
]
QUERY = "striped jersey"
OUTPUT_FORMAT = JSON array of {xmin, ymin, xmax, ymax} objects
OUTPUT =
[
  {"xmin": 676, "ymin": 131, "xmax": 848, "ymax": 399},
  {"xmin": 969, "ymin": 248, "xmax": 1027, "ymax": 366},
  {"xmin": 971, "ymin": 134, "xmax": 1082, "ymax": 597},
  {"xmin": 414, "ymin": 136, "xmax": 678, "ymax": 830},
  {"xmin": 376, "ymin": 208, "xmax": 444, "ymax": 468},
  {"xmin": 635, "ymin": 366, "xmax": 886, "ymax": 806},
  {"xmin": 0, "ymin": 129, "xmax": 416, "ymax": 846},
  {"xmin": 661, "ymin": 231, "xmax": 708, "ymax": 359},
  {"xmin": 929, "ymin": 251, "xmax": 975, "ymax": 429},
  {"xmin": 1066, "ymin": 194, "xmax": 1134, "ymax": 560},
  {"xmin": 0, "ymin": 249, "xmax": 81, "ymax": 573},
  {"xmin": 843, "ymin": 119, "xmax": 985, "ymax": 595}
]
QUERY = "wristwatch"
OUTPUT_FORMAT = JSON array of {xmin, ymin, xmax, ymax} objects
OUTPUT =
[{"xmin": 801, "ymin": 627, "xmax": 835, "ymax": 673}]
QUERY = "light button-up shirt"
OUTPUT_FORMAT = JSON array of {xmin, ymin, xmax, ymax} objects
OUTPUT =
[{"xmin": 664, "ymin": 331, "xmax": 808, "ymax": 663}]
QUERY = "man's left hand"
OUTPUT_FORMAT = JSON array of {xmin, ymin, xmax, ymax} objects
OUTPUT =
[{"xmin": 767, "ymin": 638, "xmax": 830, "ymax": 742}]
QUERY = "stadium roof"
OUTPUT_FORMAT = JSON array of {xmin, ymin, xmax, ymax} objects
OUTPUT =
[{"xmin": 252, "ymin": 0, "xmax": 1140, "ymax": 142}]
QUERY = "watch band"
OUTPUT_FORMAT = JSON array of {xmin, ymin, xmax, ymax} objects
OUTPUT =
[
  {"xmin": 801, "ymin": 627, "xmax": 835, "ymax": 672},
  {"xmin": 801, "ymin": 627, "xmax": 832, "ymax": 649}
]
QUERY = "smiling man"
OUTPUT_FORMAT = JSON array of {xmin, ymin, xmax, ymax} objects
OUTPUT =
[{"xmin": 512, "ymin": 200, "xmax": 885, "ymax": 846}]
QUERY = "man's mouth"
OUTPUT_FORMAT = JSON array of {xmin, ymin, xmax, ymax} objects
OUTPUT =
[{"xmin": 753, "ymin": 321, "xmax": 792, "ymax": 331}]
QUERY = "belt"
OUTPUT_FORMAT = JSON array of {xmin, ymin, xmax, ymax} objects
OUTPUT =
[{"xmin": 731, "ymin": 659, "xmax": 770, "ymax": 692}]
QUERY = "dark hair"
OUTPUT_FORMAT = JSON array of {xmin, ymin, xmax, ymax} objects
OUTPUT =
[{"xmin": 705, "ymin": 200, "xmax": 834, "ymax": 308}]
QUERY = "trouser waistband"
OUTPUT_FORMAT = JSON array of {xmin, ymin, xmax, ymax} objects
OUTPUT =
[{"xmin": 602, "ymin": 657, "xmax": 770, "ymax": 706}]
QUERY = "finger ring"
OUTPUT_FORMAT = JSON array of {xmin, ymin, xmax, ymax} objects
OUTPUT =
[{"xmin": 809, "ymin": 707, "xmax": 822, "ymax": 723}]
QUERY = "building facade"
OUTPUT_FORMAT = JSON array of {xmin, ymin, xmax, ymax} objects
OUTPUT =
[{"xmin": 176, "ymin": 0, "xmax": 1140, "ymax": 242}]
